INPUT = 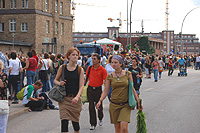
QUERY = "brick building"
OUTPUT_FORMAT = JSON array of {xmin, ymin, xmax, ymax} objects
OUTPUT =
[
  {"xmin": 0, "ymin": 0, "xmax": 72, "ymax": 55},
  {"xmin": 73, "ymin": 27, "xmax": 200, "ymax": 55}
]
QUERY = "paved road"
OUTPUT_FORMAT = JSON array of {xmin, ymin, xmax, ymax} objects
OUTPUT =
[{"xmin": 7, "ymin": 68, "xmax": 200, "ymax": 133}]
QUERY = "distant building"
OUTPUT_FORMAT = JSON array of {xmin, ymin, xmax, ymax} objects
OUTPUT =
[
  {"xmin": 73, "ymin": 27, "xmax": 200, "ymax": 55},
  {"xmin": 0, "ymin": 0, "xmax": 73, "ymax": 54}
]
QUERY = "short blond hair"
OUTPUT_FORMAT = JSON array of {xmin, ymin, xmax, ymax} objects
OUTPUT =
[{"xmin": 0, "ymin": 60, "xmax": 4, "ymax": 70}]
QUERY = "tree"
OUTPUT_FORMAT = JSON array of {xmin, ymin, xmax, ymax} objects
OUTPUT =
[{"xmin": 138, "ymin": 36, "xmax": 155, "ymax": 54}]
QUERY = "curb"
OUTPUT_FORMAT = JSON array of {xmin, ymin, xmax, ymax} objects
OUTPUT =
[{"xmin": 8, "ymin": 107, "xmax": 29, "ymax": 121}]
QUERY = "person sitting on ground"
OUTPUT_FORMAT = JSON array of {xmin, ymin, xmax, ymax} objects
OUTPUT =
[{"xmin": 22, "ymin": 81, "xmax": 46, "ymax": 111}]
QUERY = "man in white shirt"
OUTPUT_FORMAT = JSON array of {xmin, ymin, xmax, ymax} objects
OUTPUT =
[
  {"xmin": 101, "ymin": 53, "xmax": 107, "ymax": 68},
  {"xmin": 8, "ymin": 52, "xmax": 23, "ymax": 104}
]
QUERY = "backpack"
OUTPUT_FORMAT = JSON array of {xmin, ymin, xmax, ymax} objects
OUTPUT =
[{"xmin": 17, "ymin": 86, "xmax": 28, "ymax": 100}]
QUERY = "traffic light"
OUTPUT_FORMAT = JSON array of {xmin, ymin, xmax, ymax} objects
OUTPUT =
[{"xmin": 179, "ymin": 32, "xmax": 182, "ymax": 38}]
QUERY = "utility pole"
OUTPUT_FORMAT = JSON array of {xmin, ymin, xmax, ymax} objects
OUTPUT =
[
  {"xmin": 127, "ymin": 0, "xmax": 128, "ymax": 46},
  {"xmin": 130, "ymin": 0, "xmax": 134, "ymax": 48}
]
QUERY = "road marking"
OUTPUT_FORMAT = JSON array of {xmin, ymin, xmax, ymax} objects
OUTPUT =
[{"xmin": 144, "ymin": 88, "xmax": 155, "ymax": 92}]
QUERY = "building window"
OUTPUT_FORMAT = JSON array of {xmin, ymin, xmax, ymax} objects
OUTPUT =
[
  {"xmin": 22, "ymin": 0, "xmax": 24, "ymax": 8},
  {"xmin": 60, "ymin": 2, "xmax": 63, "ymax": 14},
  {"xmin": 54, "ymin": 45, "xmax": 57, "ymax": 54},
  {"xmin": 60, "ymin": 46, "xmax": 64, "ymax": 54},
  {"xmin": 45, "ymin": 0, "xmax": 48, "ymax": 11},
  {"xmin": 10, "ymin": 19, "xmax": 16, "ymax": 32},
  {"xmin": 46, "ymin": 21, "xmax": 49, "ymax": 33},
  {"xmin": 0, "ymin": 23, "xmax": 4, "ymax": 32},
  {"xmin": 14, "ymin": 0, "xmax": 16, "ymax": 8},
  {"xmin": 2, "ymin": 0, "xmax": 5, "ymax": 8},
  {"xmin": 55, "ymin": 0, "xmax": 58, "ymax": 13},
  {"xmin": 61, "ymin": 23, "xmax": 64, "ymax": 35},
  {"xmin": 26, "ymin": 0, "xmax": 28, "ymax": 8},
  {"xmin": 11, "ymin": 0, "xmax": 13, "ymax": 8},
  {"xmin": 21, "ymin": 23, "xmax": 27, "ymax": 32},
  {"xmin": 55, "ymin": 22, "xmax": 58, "ymax": 34}
]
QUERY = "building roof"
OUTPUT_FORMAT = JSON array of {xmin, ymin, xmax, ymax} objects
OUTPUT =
[{"xmin": 0, "ymin": 40, "xmax": 32, "ymax": 47}]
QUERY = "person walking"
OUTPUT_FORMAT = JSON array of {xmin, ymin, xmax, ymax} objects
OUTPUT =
[
  {"xmin": 86, "ymin": 53, "xmax": 107, "ymax": 130},
  {"xmin": 0, "ymin": 60, "xmax": 9, "ymax": 133},
  {"xmin": 54, "ymin": 47, "xmax": 84, "ymax": 133},
  {"xmin": 32, "ymin": 50, "xmax": 39, "ymax": 81},
  {"xmin": 96, "ymin": 55, "xmax": 141, "ymax": 133},
  {"xmin": 8, "ymin": 52, "xmax": 23, "ymax": 104},
  {"xmin": 23, "ymin": 52, "xmax": 37, "ymax": 85},
  {"xmin": 152, "ymin": 57, "xmax": 159, "ymax": 82},
  {"xmin": 105, "ymin": 55, "xmax": 115, "ymax": 101},
  {"xmin": 168, "ymin": 57, "xmax": 174, "ymax": 76},
  {"xmin": 158, "ymin": 57, "xmax": 164, "ymax": 79},
  {"xmin": 128, "ymin": 57, "xmax": 143, "ymax": 97},
  {"xmin": 144, "ymin": 57, "xmax": 151, "ymax": 78},
  {"xmin": 39, "ymin": 53, "xmax": 50, "ymax": 92}
]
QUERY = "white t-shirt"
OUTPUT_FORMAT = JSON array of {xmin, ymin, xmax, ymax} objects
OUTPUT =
[
  {"xmin": 105, "ymin": 63, "xmax": 115, "ymax": 74},
  {"xmin": 77, "ymin": 60, "xmax": 82, "ymax": 66},
  {"xmin": 40, "ymin": 59, "xmax": 49, "ymax": 70},
  {"xmin": 101, "ymin": 56, "xmax": 107, "ymax": 65},
  {"xmin": 158, "ymin": 60, "xmax": 163, "ymax": 67},
  {"xmin": 9, "ymin": 59, "xmax": 22, "ymax": 75}
]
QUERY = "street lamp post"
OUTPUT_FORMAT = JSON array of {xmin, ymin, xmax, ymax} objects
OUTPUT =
[
  {"xmin": 127, "ymin": 0, "xmax": 129, "ymax": 46},
  {"xmin": 180, "ymin": 6, "xmax": 200, "ymax": 53},
  {"xmin": 129, "ymin": 0, "xmax": 134, "ymax": 48}
]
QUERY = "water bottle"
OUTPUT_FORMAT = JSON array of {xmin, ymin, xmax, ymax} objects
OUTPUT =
[
  {"xmin": 47, "ymin": 99, "xmax": 49, "ymax": 110},
  {"xmin": 137, "ymin": 77, "xmax": 140, "ymax": 84}
]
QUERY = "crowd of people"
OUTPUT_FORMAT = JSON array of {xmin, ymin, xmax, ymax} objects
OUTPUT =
[{"xmin": 0, "ymin": 46, "xmax": 198, "ymax": 133}]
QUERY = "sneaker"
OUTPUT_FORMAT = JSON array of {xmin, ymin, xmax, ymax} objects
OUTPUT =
[
  {"xmin": 90, "ymin": 125, "xmax": 95, "ymax": 130},
  {"xmin": 54, "ymin": 106, "xmax": 59, "ymax": 110},
  {"xmin": 12, "ymin": 101, "xmax": 19, "ymax": 104},
  {"xmin": 99, "ymin": 120, "xmax": 103, "ymax": 126}
]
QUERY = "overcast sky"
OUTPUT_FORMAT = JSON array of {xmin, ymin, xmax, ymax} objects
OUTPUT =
[{"xmin": 73, "ymin": 0, "xmax": 200, "ymax": 39}]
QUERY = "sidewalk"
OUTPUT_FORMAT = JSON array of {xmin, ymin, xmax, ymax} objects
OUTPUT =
[{"xmin": 8, "ymin": 101, "xmax": 29, "ymax": 121}]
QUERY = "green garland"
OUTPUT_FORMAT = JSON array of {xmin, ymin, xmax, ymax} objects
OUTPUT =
[{"xmin": 136, "ymin": 99, "xmax": 147, "ymax": 133}]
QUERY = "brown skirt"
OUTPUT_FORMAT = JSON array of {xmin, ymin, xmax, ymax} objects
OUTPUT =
[{"xmin": 58, "ymin": 96, "xmax": 82, "ymax": 122}]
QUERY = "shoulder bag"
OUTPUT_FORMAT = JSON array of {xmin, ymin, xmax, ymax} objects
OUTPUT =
[
  {"xmin": 127, "ymin": 71, "xmax": 137, "ymax": 108},
  {"xmin": 0, "ymin": 100, "xmax": 9, "ymax": 115},
  {"xmin": 48, "ymin": 65, "xmax": 66, "ymax": 102},
  {"xmin": 48, "ymin": 65, "xmax": 81, "ymax": 102}
]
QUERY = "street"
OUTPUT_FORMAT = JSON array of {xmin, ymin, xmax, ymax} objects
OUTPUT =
[{"xmin": 7, "ymin": 68, "xmax": 200, "ymax": 133}]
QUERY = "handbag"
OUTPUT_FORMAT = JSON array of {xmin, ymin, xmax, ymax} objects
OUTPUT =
[
  {"xmin": 127, "ymin": 72, "xmax": 137, "ymax": 108},
  {"xmin": 159, "ymin": 66, "xmax": 163, "ymax": 72},
  {"xmin": 48, "ymin": 65, "xmax": 66, "ymax": 102},
  {"xmin": 0, "ymin": 100, "xmax": 9, "ymax": 115}
]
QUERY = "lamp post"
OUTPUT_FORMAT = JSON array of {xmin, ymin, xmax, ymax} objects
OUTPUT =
[
  {"xmin": 127, "ymin": 0, "xmax": 128, "ymax": 46},
  {"xmin": 129, "ymin": 0, "xmax": 134, "ymax": 48},
  {"xmin": 180, "ymin": 6, "xmax": 200, "ymax": 53}
]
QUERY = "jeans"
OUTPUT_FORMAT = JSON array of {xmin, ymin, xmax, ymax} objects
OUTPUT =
[
  {"xmin": 34, "ymin": 69, "xmax": 39, "ymax": 82},
  {"xmin": 196, "ymin": 62, "xmax": 200, "ymax": 70},
  {"xmin": 50, "ymin": 74, "xmax": 56, "ymax": 89},
  {"xmin": 0, "ymin": 114, "xmax": 8, "ymax": 133},
  {"xmin": 153, "ymin": 69, "xmax": 158, "ymax": 81},
  {"xmin": 26, "ymin": 71, "xmax": 36, "ymax": 85},
  {"xmin": 107, "ymin": 86, "xmax": 112, "ymax": 102},
  {"xmin": 159, "ymin": 71, "xmax": 162, "ymax": 78},
  {"xmin": 41, "ymin": 80, "xmax": 50, "ymax": 92}
]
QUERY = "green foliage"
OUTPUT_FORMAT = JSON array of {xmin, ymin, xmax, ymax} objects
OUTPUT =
[
  {"xmin": 127, "ymin": 44, "xmax": 131, "ymax": 50},
  {"xmin": 138, "ymin": 36, "xmax": 155, "ymax": 54},
  {"xmin": 136, "ymin": 99, "xmax": 147, "ymax": 133}
]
